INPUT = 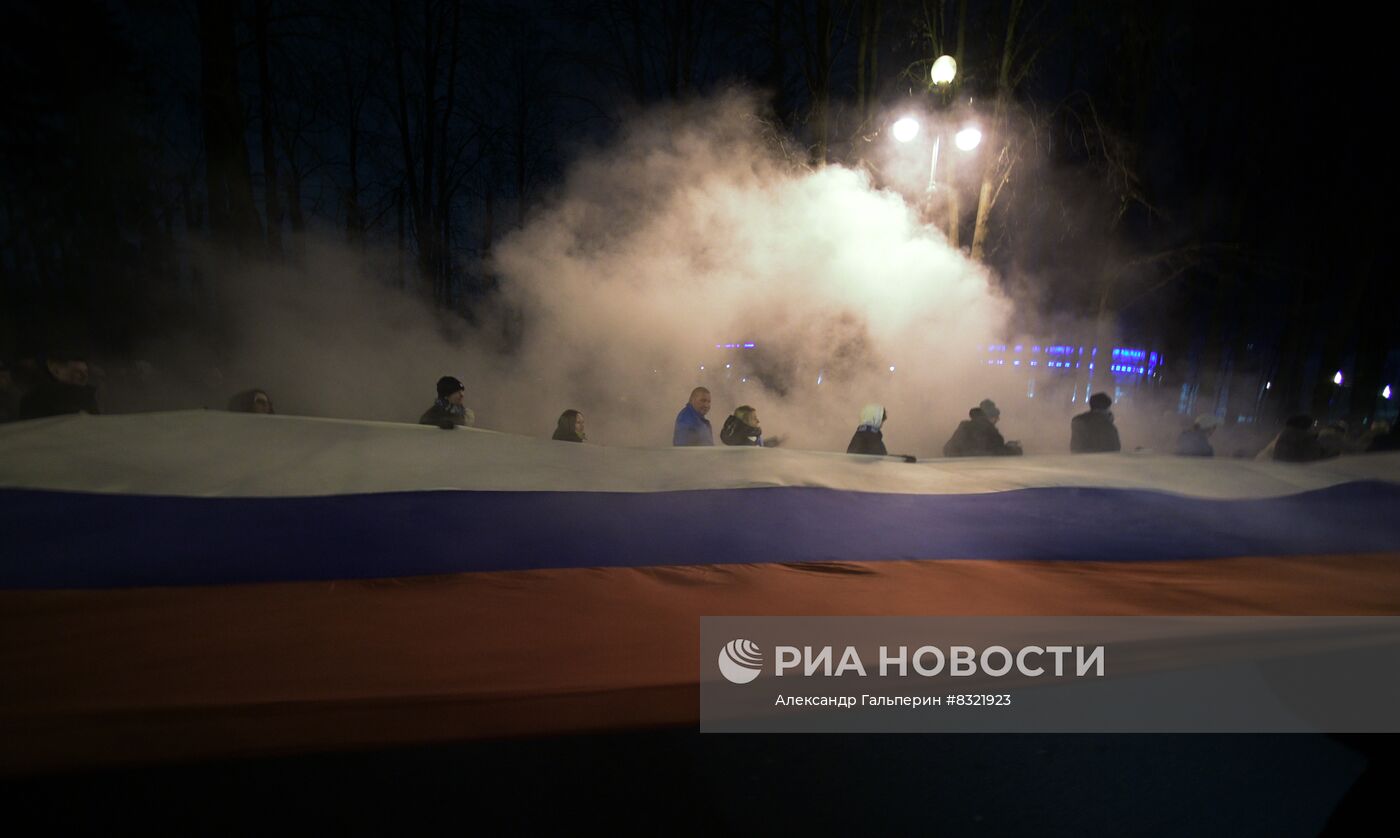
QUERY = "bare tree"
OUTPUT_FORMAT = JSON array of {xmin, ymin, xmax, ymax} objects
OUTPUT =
[{"xmin": 198, "ymin": 0, "xmax": 263, "ymax": 249}]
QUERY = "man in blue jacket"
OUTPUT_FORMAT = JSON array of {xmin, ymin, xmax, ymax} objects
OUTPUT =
[{"xmin": 673, "ymin": 387, "xmax": 714, "ymax": 446}]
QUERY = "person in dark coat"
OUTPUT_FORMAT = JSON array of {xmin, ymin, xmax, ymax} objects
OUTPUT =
[
  {"xmin": 1071, "ymin": 392, "xmax": 1122, "ymax": 453},
  {"xmin": 673, "ymin": 387, "xmax": 714, "ymax": 446},
  {"xmin": 18, "ymin": 355, "xmax": 99, "ymax": 420},
  {"xmin": 846, "ymin": 403, "xmax": 888, "ymax": 455},
  {"xmin": 720, "ymin": 405, "xmax": 764, "ymax": 446},
  {"xmin": 1273, "ymin": 414, "xmax": 1336, "ymax": 463},
  {"xmin": 419, "ymin": 376, "xmax": 475, "ymax": 428},
  {"xmin": 1175, "ymin": 414, "xmax": 1219, "ymax": 457},
  {"xmin": 228, "ymin": 388, "xmax": 274, "ymax": 414},
  {"xmin": 552, "ymin": 409, "xmax": 586, "ymax": 442},
  {"xmin": 1367, "ymin": 421, "xmax": 1399, "ymax": 452},
  {"xmin": 943, "ymin": 399, "xmax": 1021, "ymax": 457}
]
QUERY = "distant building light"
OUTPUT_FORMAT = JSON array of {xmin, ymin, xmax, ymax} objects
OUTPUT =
[
  {"xmin": 1265, "ymin": 381, "xmax": 1272, "ymax": 390},
  {"xmin": 1013, "ymin": 360, "xmax": 1021, "ymax": 366},
  {"xmin": 725, "ymin": 363, "xmax": 731, "ymax": 369},
  {"xmin": 1015, "ymin": 345, "xmax": 1023, "ymax": 352},
  {"xmin": 1333, "ymin": 371, "xmax": 1344, "ymax": 385},
  {"xmin": 889, "ymin": 365, "xmax": 896, "ymax": 372},
  {"xmin": 1384, "ymin": 385, "xmax": 1393, "ymax": 399}
]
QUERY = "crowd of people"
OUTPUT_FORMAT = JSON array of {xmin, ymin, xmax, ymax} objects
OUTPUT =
[{"xmin": 3, "ymin": 352, "xmax": 1398, "ymax": 461}]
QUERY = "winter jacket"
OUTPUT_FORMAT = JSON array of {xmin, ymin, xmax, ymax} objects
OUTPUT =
[
  {"xmin": 18, "ymin": 373, "xmax": 99, "ymax": 420},
  {"xmin": 1070, "ymin": 409, "xmax": 1121, "ymax": 453},
  {"xmin": 1274, "ymin": 427, "xmax": 1335, "ymax": 463},
  {"xmin": 943, "ymin": 415, "xmax": 1020, "ymax": 457},
  {"xmin": 1175, "ymin": 428, "xmax": 1214, "ymax": 457},
  {"xmin": 1368, "ymin": 427, "xmax": 1400, "ymax": 452},
  {"xmin": 673, "ymin": 403, "xmax": 714, "ymax": 446},
  {"xmin": 846, "ymin": 428, "xmax": 887, "ymax": 456},
  {"xmin": 419, "ymin": 400, "xmax": 474, "ymax": 428},
  {"xmin": 720, "ymin": 415, "xmax": 763, "ymax": 446}
]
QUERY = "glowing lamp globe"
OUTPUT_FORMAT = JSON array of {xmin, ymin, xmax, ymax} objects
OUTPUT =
[
  {"xmin": 931, "ymin": 55, "xmax": 957, "ymax": 86},
  {"xmin": 892, "ymin": 117, "xmax": 920, "ymax": 143},
  {"xmin": 955, "ymin": 126, "xmax": 982, "ymax": 150}
]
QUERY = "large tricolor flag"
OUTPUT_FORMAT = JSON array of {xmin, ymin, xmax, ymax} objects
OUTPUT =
[{"xmin": 2, "ymin": 411, "xmax": 1398, "ymax": 772}]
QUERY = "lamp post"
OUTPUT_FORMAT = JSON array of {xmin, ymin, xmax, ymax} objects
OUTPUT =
[
  {"xmin": 890, "ymin": 55, "xmax": 981, "ymax": 243},
  {"xmin": 926, "ymin": 55, "xmax": 957, "ymax": 192}
]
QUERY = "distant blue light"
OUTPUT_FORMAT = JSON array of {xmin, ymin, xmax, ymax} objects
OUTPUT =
[{"xmin": 1015, "ymin": 345, "xmax": 1023, "ymax": 352}]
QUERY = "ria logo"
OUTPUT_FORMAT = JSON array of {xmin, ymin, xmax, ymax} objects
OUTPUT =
[{"xmin": 718, "ymin": 639, "xmax": 764, "ymax": 684}]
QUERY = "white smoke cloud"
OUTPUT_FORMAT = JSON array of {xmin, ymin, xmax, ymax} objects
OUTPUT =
[
  {"xmin": 126, "ymin": 91, "xmax": 1025, "ymax": 456},
  {"xmin": 487, "ymin": 91, "xmax": 1011, "ymax": 453}
]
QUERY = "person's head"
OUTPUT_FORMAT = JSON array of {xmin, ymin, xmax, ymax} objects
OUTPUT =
[
  {"xmin": 1089, "ymin": 392, "xmax": 1112, "ymax": 411},
  {"xmin": 859, "ymin": 403, "xmax": 886, "ymax": 430},
  {"xmin": 689, "ymin": 387, "xmax": 711, "ymax": 415},
  {"xmin": 969, "ymin": 407, "xmax": 985, "ymax": 420},
  {"xmin": 46, "ymin": 357, "xmax": 89, "ymax": 386},
  {"xmin": 556, "ymin": 409, "xmax": 585, "ymax": 439},
  {"xmin": 734, "ymin": 405, "xmax": 759, "ymax": 428},
  {"xmin": 979, "ymin": 399, "xmax": 1000, "ymax": 424},
  {"xmin": 437, "ymin": 376, "xmax": 465, "ymax": 405},
  {"xmin": 227, "ymin": 389, "xmax": 274, "ymax": 414},
  {"xmin": 1193, "ymin": 413, "xmax": 1220, "ymax": 435}
]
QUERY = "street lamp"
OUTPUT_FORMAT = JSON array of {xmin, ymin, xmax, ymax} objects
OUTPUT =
[
  {"xmin": 931, "ymin": 55, "xmax": 957, "ymax": 86},
  {"xmin": 925, "ymin": 55, "xmax": 957, "ymax": 192},
  {"xmin": 892, "ymin": 116, "xmax": 920, "ymax": 143},
  {"xmin": 955, "ymin": 125, "xmax": 982, "ymax": 151}
]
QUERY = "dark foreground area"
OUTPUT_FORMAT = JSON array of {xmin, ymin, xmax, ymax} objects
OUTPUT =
[{"xmin": 1, "ymin": 731, "xmax": 1393, "ymax": 835}]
